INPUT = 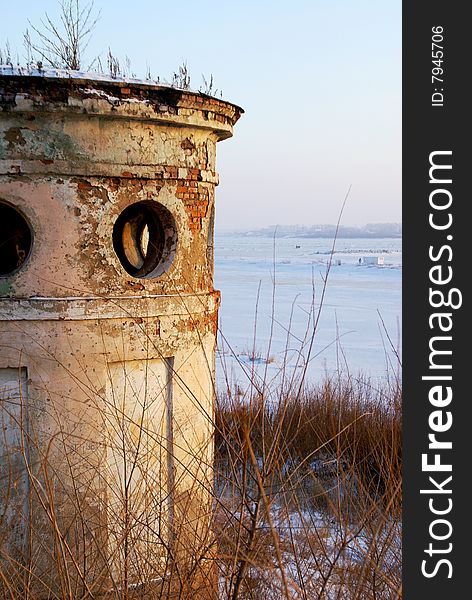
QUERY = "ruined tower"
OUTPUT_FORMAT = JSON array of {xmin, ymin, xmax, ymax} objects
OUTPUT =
[{"xmin": 0, "ymin": 70, "xmax": 242, "ymax": 596}]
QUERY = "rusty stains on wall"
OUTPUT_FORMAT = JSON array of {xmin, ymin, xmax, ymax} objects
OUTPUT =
[{"xmin": 0, "ymin": 72, "xmax": 242, "ymax": 596}]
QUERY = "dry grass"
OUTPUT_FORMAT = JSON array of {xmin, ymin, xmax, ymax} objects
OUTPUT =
[
  {"xmin": 210, "ymin": 191, "xmax": 402, "ymax": 598},
  {"xmin": 213, "ymin": 375, "xmax": 402, "ymax": 599},
  {"xmin": 1, "ymin": 360, "xmax": 402, "ymax": 600},
  {"xmin": 1, "ymin": 193, "xmax": 402, "ymax": 597}
]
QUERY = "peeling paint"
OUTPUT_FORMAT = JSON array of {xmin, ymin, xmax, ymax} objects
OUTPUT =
[
  {"xmin": 4, "ymin": 126, "xmax": 27, "ymax": 150},
  {"xmin": 0, "ymin": 279, "xmax": 13, "ymax": 296},
  {"xmin": 0, "ymin": 73, "xmax": 241, "ymax": 596}
]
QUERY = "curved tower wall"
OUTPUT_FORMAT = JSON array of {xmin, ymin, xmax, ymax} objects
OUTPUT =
[{"xmin": 0, "ymin": 72, "xmax": 242, "ymax": 595}]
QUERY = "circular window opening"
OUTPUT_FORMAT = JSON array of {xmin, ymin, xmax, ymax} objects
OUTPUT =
[
  {"xmin": 113, "ymin": 200, "xmax": 177, "ymax": 279},
  {"xmin": 0, "ymin": 201, "xmax": 33, "ymax": 277}
]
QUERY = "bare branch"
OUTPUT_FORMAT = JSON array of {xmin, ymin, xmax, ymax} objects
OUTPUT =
[
  {"xmin": 107, "ymin": 47, "xmax": 121, "ymax": 79},
  {"xmin": 172, "ymin": 61, "xmax": 191, "ymax": 90},
  {"xmin": 23, "ymin": 0, "xmax": 100, "ymax": 70}
]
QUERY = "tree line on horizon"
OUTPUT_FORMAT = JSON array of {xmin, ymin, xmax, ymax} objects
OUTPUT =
[{"xmin": 231, "ymin": 222, "xmax": 402, "ymax": 238}]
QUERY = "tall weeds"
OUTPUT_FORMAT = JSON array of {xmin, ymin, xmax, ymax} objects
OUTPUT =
[
  {"xmin": 214, "ymin": 374, "xmax": 402, "ymax": 599},
  {"xmin": 1, "ymin": 217, "xmax": 401, "ymax": 598},
  {"xmin": 211, "ymin": 198, "xmax": 401, "ymax": 599},
  {"xmin": 1, "ymin": 345, "xmax": 402, "ymax": 600}
]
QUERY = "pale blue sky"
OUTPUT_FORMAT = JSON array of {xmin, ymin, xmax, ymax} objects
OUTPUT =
[{"xmin": 2, "ymin": 0, "xmax": 401, "ymax": 229}]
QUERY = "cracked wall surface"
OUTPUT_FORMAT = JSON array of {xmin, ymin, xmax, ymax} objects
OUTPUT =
[{"xmin": 0, "ymin": 73, "xmax": 242, "ymax": 596}]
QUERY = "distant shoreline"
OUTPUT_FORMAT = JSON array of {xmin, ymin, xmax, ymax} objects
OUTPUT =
[
  {"xmin": 216, "ymin": 223, "xmax": 402, "ymax": 239},
  {"xmin": 218, "ymin": 233, "xmax": 402, "ymax": 239}
]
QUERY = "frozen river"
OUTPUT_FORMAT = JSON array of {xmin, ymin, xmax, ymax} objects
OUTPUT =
[{"xmin": 214, "ymin": 233, "xmax": 402, "ymax": 388}]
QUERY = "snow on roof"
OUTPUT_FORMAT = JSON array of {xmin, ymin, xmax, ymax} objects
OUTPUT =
[
  {"xmin": 0, "ymin": 64, "xmax": 183, "ymax": 91},
  {"xmin": 0, "ymin": 65, "xmax": 244, "ymax": 113},
  {"xmin": 80, "ymin": 87, "xmax": 150, "ymax": 104}
]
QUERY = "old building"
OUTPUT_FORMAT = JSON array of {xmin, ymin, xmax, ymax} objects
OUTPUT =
[
  {"xmin": 0, "ymin": 69, "xmax": 242, "ymax": 597},
  {"xmin": 358, "ymin": 256, "xmax": 385, "ymax": 266}
]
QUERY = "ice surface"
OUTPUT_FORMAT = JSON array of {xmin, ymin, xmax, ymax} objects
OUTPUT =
[{"xmin": 215, "ymin": 233, "xmax": 402, "ymax": 387}]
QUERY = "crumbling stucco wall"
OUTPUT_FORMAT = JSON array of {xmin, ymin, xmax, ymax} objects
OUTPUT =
[{"xmin": 0, "ymin": 73, "xmax": 242, "ymax": 596}]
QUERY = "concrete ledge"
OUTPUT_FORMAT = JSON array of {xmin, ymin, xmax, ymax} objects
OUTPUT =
[
  {"xmin": 0, "ymin": 160, "xmax": 220, "ymax": 183},
  {"xmin": 0, "ymin": 290, "xmax": 220, "ymax": 321},
  {"xmin": 0, "ymin": 72, "xmax": 243, "ymax": 141}
]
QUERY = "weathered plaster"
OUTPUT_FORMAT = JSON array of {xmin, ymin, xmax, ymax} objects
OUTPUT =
[{"xmin": 0, "ymin": 73, "xmax": 241, "ymax": 596}]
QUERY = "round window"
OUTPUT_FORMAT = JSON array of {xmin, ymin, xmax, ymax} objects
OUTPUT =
[
  {"xmin": 113, "ymin": 200, "xmax": 177, "ymax": 279},
  {"xmin": 0, "ymin": 201, "xmax": 33, "ymax": 277}
]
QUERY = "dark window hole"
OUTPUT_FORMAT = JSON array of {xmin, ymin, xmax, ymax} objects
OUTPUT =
[
  {"xmin": 0, "ymin": 201, "xmax": 33, "ymax": 277},
  {"xmin": 113, "ymin": 200, "xmax": 177, "ymax": 279}
]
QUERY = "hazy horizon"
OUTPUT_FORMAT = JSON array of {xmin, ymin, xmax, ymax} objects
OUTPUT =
[{"xmin": 216, "ymin": 221, "xmax": 402, "ymax": 232}]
